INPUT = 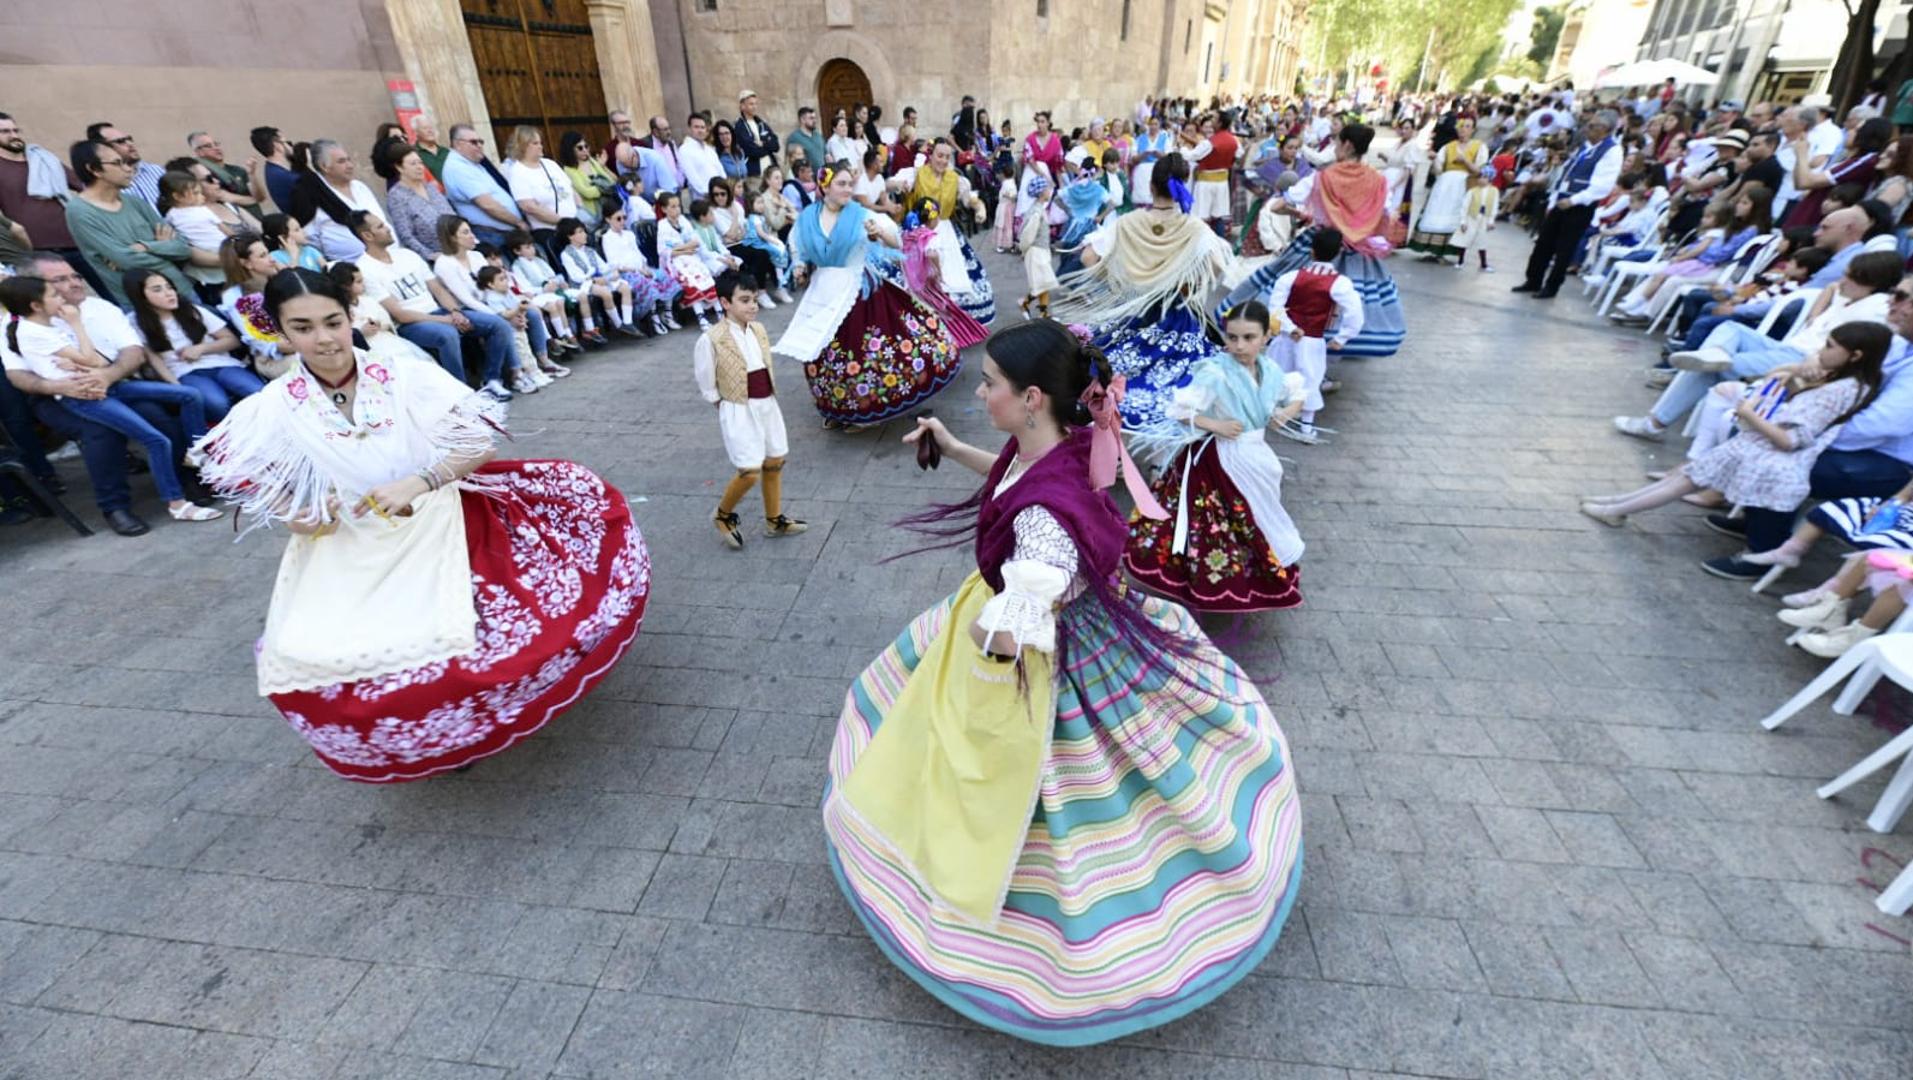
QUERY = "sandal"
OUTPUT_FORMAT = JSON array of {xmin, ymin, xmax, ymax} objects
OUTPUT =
[{"xmin": 169, "ymin": 503, "xmax": 224, "ymax": 522}]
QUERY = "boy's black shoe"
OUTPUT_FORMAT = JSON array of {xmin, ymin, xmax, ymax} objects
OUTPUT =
[{"xmin": 1703, "ymin": 513, "xmax": 1747, "ymax": 538}]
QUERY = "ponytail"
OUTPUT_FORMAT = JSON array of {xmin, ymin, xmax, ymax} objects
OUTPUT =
[{"xmin": 0, "ymin": 275, "xmax": 49, "ymax": 360}]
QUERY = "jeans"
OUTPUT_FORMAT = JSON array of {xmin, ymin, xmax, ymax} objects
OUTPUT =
[
  {"xmin": 55, "ymin": 382, "xmax": 205, "ymax": 503},
  {"xmin": 179, "ymin": 366, "xmax": 268, "ymax": 423},
  {"xmin": 0, "ymin": 372, "xmax": 54, "ymax": 478},
  {"xmin": 1741, "ymin": 450, "xmax": 1913, "ymax": 553},
  {"xmin": 522, "ymin": 309, "xmax": 547, "ymax": 357},
  {"xmin": 33, "ymin": 396, "xmax": 184, "ymax": 515},
  {"xmin": 395, "ymin": 308, "xmax": 514, "ymax": 385},
  {"xmin": 1651, "ymin": 322, "xmax": 1805, "ymax": 426}
]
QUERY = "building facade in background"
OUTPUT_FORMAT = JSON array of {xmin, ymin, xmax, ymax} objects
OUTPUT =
[
  {"xmin": 1625, "ymin": 0, "xmax": 1906, "ymax": 104},
  {"xmin": 0, "ymin": 0, "xmax": 1309, "ymax": 185},
  {"xmin": 1546, "ymin": 0, "xmax": 1657, "ymax": 92}
]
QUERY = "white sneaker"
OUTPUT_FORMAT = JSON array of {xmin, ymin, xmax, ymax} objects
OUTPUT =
[
  {"xmin": 47, "ymin": 441, "xmax": 81, "ymax": 462},
  {"xmin": 1669, "ymin": 347, "xmax": 1732, "ymax": 374},
  {"xmin": 1612, "ymin": 415, "xmax": 1666, "ymax": 441},
  {"xmin": 541, "ymin": 360, "xmax": 572, "ymax": 379},
  {"xmin": 1778, "ymin": 593, "xmax": 1849, "ymax": 631},
  {"xmin": 758, "ymin": 294, "xmax": 777, "ymax": 310},
  {"xmin": 664, "ymin": 312, "xmax": 683, "ymax": 331},
  {"xmin": 1645, "ymin": 368, "xmax": 1674, "ymax": 389},
  {"xmin": 512, "ymin": 372, "xmax": 541, "ymax": 394},
  {"xmin": 481, "ymin": 380, "xmax": 514, "ymax": 402},
  {"xmin": 773, "ymin": 287, "xmax": 795, "ymax": 304},
  {"xmin": 1782, "ymin": 583, "xmax": 1836, "ymax": 609},
  {"xmin": 1796, "ymin": 620, "xmax": 1879, "ymax": 659}
]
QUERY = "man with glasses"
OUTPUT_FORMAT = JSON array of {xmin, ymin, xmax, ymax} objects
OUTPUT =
[
  {"xmin": 637, "ymin": 115, "xmax": 686, "ymax": 197},
  {"xmin": 0, "ymin": 111, "xmax": 97, "ymax": 291},
  {"xmin": 187, "ymin": 130, "xmax": 264, "ymax": 209},
  {"xmin": 84, "ymin": 122, "xmax": 165, "ymax": 209},
  {"xmin": 62, "ymin": 140, "xmax": 195, "ymax": 306},
  {"xmin": 440, "ymin": 123, "xmax": 524, "ymax": 246},
  {"xmin": 250, "ymin": 125, "xmax": 299, "ymax": 212}
]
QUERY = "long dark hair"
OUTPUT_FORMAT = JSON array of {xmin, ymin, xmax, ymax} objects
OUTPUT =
[
  {"xmin": 123, "ymin": 269, "xmax": 211, "ymax": 355},
  {"xmin": 1826, "ymin": 320, "xmax": 1895, "ymax": 424},
  {"xmin": 0, "ymin": 274, "xmax": 50, "ymax": 358},
  {"xmin": 263, "ymin": 266, "xmax": 349, "ymax": 326}
]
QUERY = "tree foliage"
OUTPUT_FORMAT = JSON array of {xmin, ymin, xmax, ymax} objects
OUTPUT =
[
  {"xmin": 1527, "ymin": 5, "xmax": 1566, "ymax": 68},
  {"xmin": 1301, "ymin": 0, "xmax": 1525, "ymax": 92}
]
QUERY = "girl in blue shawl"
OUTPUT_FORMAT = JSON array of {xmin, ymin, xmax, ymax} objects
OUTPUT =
[{"xmin": 772, "ymin": 164, "xmax": 960, "ymax": 428}]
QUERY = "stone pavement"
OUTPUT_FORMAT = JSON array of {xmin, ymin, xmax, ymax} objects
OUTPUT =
[{"xmin": 1, "ymin": 227, "xmax": 1910, "ymax": 1080}]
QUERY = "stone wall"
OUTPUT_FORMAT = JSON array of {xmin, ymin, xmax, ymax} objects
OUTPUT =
[{"xmin": 0, "ymin": 0, "xmax": 403, "ymax": 158}]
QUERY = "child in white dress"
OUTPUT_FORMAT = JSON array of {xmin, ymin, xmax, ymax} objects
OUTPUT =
[
  {"xmin": 325, "ymin": 261, "xmax": 438, "ymax": 370},
  {"xmin": 1019, "ymin": 176, "xmax": 1058, "ymax": 318}
]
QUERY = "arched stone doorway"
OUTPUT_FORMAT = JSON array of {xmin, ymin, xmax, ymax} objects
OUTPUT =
[{"xmin": 816, "ymin": 58, "xmax": 873, "ymax": 131}]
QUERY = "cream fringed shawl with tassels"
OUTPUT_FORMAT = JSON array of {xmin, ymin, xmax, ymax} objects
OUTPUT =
[
  {"xmin": 188, "ymin": 352, "xmax": 506, "ymax": 694},
  {"xmin": 1050, "ymin": 207, "xmax": 1243, "ymax": 330}
]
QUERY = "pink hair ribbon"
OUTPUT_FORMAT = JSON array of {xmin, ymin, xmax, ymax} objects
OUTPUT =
[{"xmin": 1080, "ymin": 375, "xmax": 1167, "ymax": 520}]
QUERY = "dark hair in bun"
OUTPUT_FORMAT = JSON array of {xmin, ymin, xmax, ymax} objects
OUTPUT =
[
  {"xmin": 1150, "ymin": 151, "xmax": 1190, "ymax": 202},
  {"xmin": 262, "ymin": 266, "xmax": 349, "ymax": 325},
  {"xmin": 982, "ymin": 319, "xmax": 1110, "ymax": 428}
]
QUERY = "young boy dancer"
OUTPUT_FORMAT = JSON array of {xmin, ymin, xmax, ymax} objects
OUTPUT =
[{"xmin": 693, "ymin": 271, "xmax": 807, "ymax": 548}]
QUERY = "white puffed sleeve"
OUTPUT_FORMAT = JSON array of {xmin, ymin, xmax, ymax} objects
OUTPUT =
[
  {"xmin": 974, "ymin": 507, "xmax": 1079, "ymax": 654},
  {"xmin": 1165, "ymin": 379, "xmax": 1218, "ymax": 423}
]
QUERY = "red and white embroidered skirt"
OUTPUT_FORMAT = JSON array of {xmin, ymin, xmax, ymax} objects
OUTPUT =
[{"xmin": 269, "ymin": 459, "xmax": 649, "ymax": 782}]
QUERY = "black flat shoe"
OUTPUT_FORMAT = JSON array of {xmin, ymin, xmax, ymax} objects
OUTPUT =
[
  {"xmin": 1511, "ymin": 283, "xmax": 1537, "ymax": 293},
  {"xmin": 103, "ymin": 509, "xmax": 150, "ymax": 536}
]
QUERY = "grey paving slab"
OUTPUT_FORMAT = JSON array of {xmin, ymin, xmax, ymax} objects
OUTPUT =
[{"xmin": 1, "ymin": 226, "xmax": 1908, "ymax": 1080}]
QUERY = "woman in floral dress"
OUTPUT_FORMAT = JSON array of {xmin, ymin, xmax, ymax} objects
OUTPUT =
[
  {"xmin": 775, "ymin": 165, "xmax": 961, "ymax": 428},
  {"xmin": 189, "ymin": 268, "xmax": 650, "ymax": 781}
]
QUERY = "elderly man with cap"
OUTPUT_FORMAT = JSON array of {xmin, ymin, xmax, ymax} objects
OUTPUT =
[
  {"xmin": 1665, "ymin": 127, "xmax": 1747, "ymax": 237},
  {"xmin": 734, "ymin": 90, "xmax": 780, "ymax": 177}
]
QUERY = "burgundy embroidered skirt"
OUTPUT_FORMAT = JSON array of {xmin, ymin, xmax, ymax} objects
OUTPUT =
[
  {"xmin": 1123, "ymin": 445, "xmax": 1302, "ymax": 613},
  {"xmin": 803, "ymin": 281, "xmax": 960, "ymax": 425},
  {"xmin": 269, "ymin": 459, "xmax": 650, "ymax": 782}
]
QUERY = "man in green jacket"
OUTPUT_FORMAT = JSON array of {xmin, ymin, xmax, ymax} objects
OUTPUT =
[{"xmin": 62, "ymin": 139, "xmax": 196, "ymax": 306}]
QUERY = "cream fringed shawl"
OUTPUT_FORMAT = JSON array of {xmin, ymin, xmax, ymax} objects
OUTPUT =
[
  {"xmin": 1051, "ymin": 208, "xmax": 1242, "ymax": 330},
  {"xmin": 188, "ymin": 352, "xmax": 506, "ymax": 694}
]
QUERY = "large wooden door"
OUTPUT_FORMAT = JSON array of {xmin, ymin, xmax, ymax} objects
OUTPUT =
[
  {"xmin": 816, "ymin": 59, "xmax": 873, "ymax": 132},
  {"xmin": 462, "ymin": 0, "xmax": 610, "ymax": 156}
]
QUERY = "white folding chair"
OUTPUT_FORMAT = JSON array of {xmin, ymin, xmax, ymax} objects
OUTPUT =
[{"xmin": 1762, "ymin": 616, "xmax": 1913, "ymax": 731}]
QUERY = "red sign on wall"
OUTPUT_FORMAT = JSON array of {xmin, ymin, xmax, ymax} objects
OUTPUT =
[{"xmin": 388, "ymin": 79, "xmax": 424, "ymax": 139}]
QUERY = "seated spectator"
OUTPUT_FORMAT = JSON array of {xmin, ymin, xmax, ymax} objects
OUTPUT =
[
  {"xmin": 85, "ymin": 122, "xmax": 165, "ymax": 208},
  {"xmin": 251, "ymin": 125, "xmax": 299, "ymax": 213},
  {"xmin": 504, "ymin": 126, "xmax": 576, "ymax": 247},
  {"xmin": 1868, "ymin": 137, "xmax": 1913, "ymax": 223},
  {"xmin": 0, "ymin": 112, "xmax": 92, "ymax": 290},
  {"xmin": 384, "ymin": 144, "xmax": 456, "ymax": 259},
  {"xmin": 63, "ymin": 140, "xmax": 197, "ymax": 306},
  {"xmin": 1610, "ymin": 187, "xmax": 1772, "ymax": 321},
  {"xmin": 1782, "ymin": 549, "xmax": 1913, "ymax": 657},
  {"xmin": 556, "ymin": 215, "xmax": 645, "ymax": 338},
  {"xmin": 783, "ymin": 156, "xmax": 818, "ymax": 212},
  {"xmin": 169, "ymin": 157, "xmax": 262, "ymax": 233},
  {"xmin": 0, "ymin": 266, "xmax": 220, "ymax": 524},
  {"xmin": 1656, "ymin": 241, "xmax": 1828, "ymax": 374},
  {"xmin": 1583, "ymin": 322, "xmax": 1892, "ymax": 534},
  {"xmin": 121, "ymin": 267, "xmax": 262, "ymax": 421},
  {"xmin": 441, "ymin": 124, "xmax": 526, "ymax": 246},
  {"xmin": 158, "ymin": 169, "xmax": 241, "ymax": 301},
  {"xmin": 1616, "ymin": 249, "xmax": 1902, "ymax": 438},
  {"xmin": 596, "ymin": 209, "xmax": 681, "ymax": 334},
  {"xmin": 506, "ymin": 229, "xmax": 592, "ymax": 348},
  {"xmin": 290, "ymin": 139, "xmax": 386, "ymax": 261},
  {"xmin": 216, "ymin": 232, "xmax": 295, "ymax": 377},
  {"xmin": 706, "ymin": 179, "xmax": 777, "ymax": 302},
  {"xmin": 475, "ymin": 264, "xmax": 556, "ymax": 393},
  {"xmin": 433, "ymin": 213, "xmax": 542, "ymax": 391},
  {"xmin": 1774, "ymin": 106, "xmax": 1843, "ymax": 221},
  {"xmin": 713, "ymin": 120, "xmax": 749, "ymax": 181},
  {"xmin": 347, "ymin": 210, "xmax": 514, "ymax": 399},
  {"xmin": 560, "ymin": 131, "xmax": 619, "ymax": 227},
  {"xmin": 188, "ymin": 130, "xmax": 264, "ymax": 209},
  {"xmin": 1784, "ymin": 117, "xmax": 1891, "ymax": 228},
  {"xmin": 323, "ymin": 260, "xmax": 438, "ymax": 369},
  {"xmin": 261, "ymin": 212, "xmax": 323, "ymax": 272}
]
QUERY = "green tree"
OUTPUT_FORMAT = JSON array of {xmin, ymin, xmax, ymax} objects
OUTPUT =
[
  {"xmin": 1527, "ymin": 5, "xmax": 1566, "ymax": 68},
  {"xmin": 1301, "ymin": 0, "xmax": 1523, "ymax": 92}
]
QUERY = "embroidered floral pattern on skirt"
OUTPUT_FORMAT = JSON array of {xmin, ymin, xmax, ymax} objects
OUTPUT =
[
  {"xmin": 1125, "ymin": 442, "xmax": 1302, "ymax": 612},
  {"xmin": 803, "ymin": 281, "xmax": 961, "ymax": 425}
]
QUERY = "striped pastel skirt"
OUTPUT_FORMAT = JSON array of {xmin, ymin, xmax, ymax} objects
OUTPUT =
[
  {"xmin": 822, "ymin": 577, "xmax": 1304, "ymax": 1045},
  {"xmin": 1218, "ymin": 225, "xmax": 1407, "ymax": 359}
]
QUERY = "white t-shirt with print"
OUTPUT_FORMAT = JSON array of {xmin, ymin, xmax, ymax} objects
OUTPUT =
[{"xmin": 357, "ymin": 247, "xmax": 440, "ymax": 317}]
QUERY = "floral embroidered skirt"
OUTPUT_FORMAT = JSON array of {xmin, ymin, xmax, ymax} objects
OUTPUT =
[
  {"xmin": 269, "ymin": 460, "xmax": 650, "ymax": 782},
  {"xmin": 803, "ymin": 280, "xmax": 961, "ymax": 425},
  {"xmin": 1097, "ymin": 302, "xmax": 1215, "ymax": 431},
  {"xmin": 1125, "ymin": 440, "xmax": 1302, "ymax": 612}
]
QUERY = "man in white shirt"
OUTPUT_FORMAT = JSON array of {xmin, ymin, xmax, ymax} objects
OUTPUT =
[
  {"xmin": 679, "ymin": 114, "xmax": 724, "ymax": 202},
  {"xmin": 350, "ymin": 212, "xmax": 515, "ymax": 399},
  {"xmin": 305, "ymin": 139, "xmax": 388, "ymax": 262},
  {"xmin": 1773, "ymin": 106, "xmax": 1842, "ymax": 219},
  {"xmin": 3, "ymin": 251, "xmax": 208, "ymax": 534},
  {"xmin": 1515, "ymin": 113, "xmax": 1621, "ymax": 299}
]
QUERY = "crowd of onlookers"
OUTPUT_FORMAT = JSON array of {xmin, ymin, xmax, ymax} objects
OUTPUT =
[{"xmin": 1413, "ymin": 79, "xmax": 1913, "ymax": 663}]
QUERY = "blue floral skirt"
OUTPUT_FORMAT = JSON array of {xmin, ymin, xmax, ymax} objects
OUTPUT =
[
  {"xmin": 1097, "ymin": 302, "xmax": 1214, "ymax": 431},
  {"xmin": 956, "ymin": 236, "xmax": 996, "ymax": 326}
]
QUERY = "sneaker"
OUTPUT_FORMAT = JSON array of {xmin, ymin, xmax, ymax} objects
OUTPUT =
[
  {"xmin": 582, "ymin": 330, "xmax": 610, "ymax": 347},
  {"xmin": 1699, "ymin": 555, "xmax": 1763, "ymax": 581},
  {"xmin": 1320, "ymin": 378, "xmax": 1341, "ymax": 395},
  {"xmin": 1608, "ymin": 309, "xmax": 1648, "ymax": 324},
  {"xmin": 764, "ymin": 514, "xmax": 809, "ymax": 538},
  {"xmin": 758, "ymin": 293, "xmax": 778, "ymax": 310},
  {"xmin": 1612, "ymin": 415, "xmax": 1666, "ymax": 441},
  {"xmin": 1782, "ymin": 583, "xmax": 1837, "ymax": 608},
  {"xmin": 1579, "ymin": 501, "xmax": 1626, "ymax": 527},
  {"xmin": 714, "ymin": 510, "xmax": 744, "ymax": 550},
  {"xmin": 773, "ymin": 287, "xmax": 795, "ymax": 304},
  {"xmin": 47, "ymin": 440, "xmax": 81, "ymax": 462},
  {"xmin": 481, "ymin": 380, "xmax": 514, "ymax": 402},
  {"xmin": 1669, "ymin": 347, "xmax": 1732, "ymax": 373},
  {"xmin": 614, "ymin": 323, "xmax": 645, "ymax": 338},
  {"xmin": 1778, "ymin": 593, "xmax": 1849, "ymax": 630},
  {"xmin": 540, "ymin": 360, "xmax": 572, "ymax": 378},
  {"xmin": 1702, "ymin": 513, "xmax": 1746, "ymax": 538},
  {"xmin": 651, "ymin": 314, "xmax": 671, "ymax": 335},
  {"xmin": 1479, "ymin": 265, "xmax": 1495, "ymax": 273},
  {"xmin": 1645, "ymin": 368, "xmax": 1674, "ymax": 389},
  {"xmin": 664, "ymin": 312, "xmax": 684, "ymax": 331},
  {"xmin": 697, "ymin": 311, "xmax": 717, "ymax": 329},
  {"xmin": 512, "ymin": 372, "xmax": 541, "ymax": 395},
  {"xmin": 1796, "ymin": 620, "xmax": 1880, "ymax": 659}
]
